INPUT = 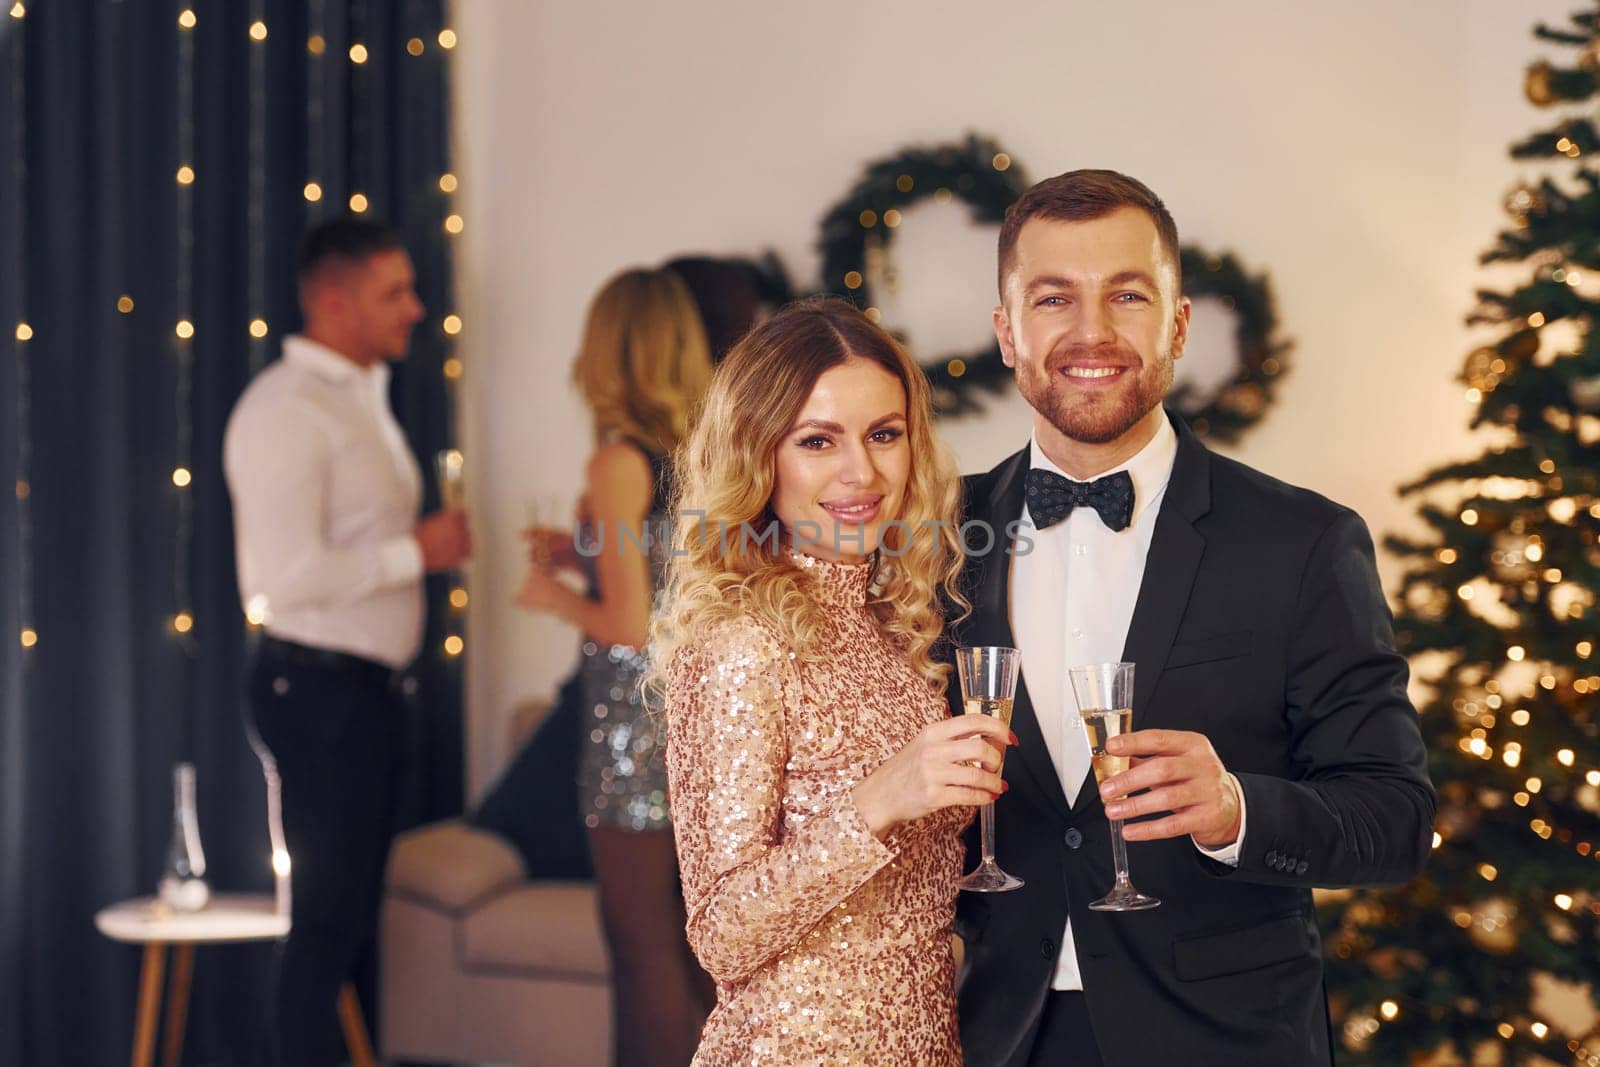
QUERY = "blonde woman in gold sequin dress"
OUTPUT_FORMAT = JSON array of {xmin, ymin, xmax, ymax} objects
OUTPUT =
[
  {"xmin": 649, "ymin": 298, "xmax": 1012, "ymax": 1065},
  {"xmin": 518, "ymin": 268, "xmax": 716, "ymax": 1067}
]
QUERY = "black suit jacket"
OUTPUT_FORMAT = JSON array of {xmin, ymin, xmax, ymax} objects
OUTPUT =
[{"xmin": 949, "ymin": 413, "xmax": 1435, "ymax": 1067}]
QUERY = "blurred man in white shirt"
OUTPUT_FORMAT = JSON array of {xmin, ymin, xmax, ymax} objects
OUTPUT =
[{"xmin": 224, "ymin": 218, "xmax": 470, "ymax": 1066}]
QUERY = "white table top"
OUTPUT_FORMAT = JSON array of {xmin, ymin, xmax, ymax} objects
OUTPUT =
[{"xmin": 95, "ymin": 893, "xmax": 289, "ymax": 945}]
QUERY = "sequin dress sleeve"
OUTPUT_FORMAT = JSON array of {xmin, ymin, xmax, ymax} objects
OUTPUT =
[{"xmin": 665, "ymin": 617, "xmax": 896, "ymax": 984}]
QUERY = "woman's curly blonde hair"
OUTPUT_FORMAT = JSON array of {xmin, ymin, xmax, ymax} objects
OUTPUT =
[{"xmin": 646, "ymin": 297, "xmax": 966, "ymax": 698}]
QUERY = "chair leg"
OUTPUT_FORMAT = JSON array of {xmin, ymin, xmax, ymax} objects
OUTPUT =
[
  {"xmin": 132, "ymin": 942, "xmax": 166, "ymax": 1067},
  {"xmin": 337, "ymin": 982, "xmax": 377, "ymax": 1067},
  {"xmin": 160, "ymin": 944, "xmax": 195, "ymax": 1067}
]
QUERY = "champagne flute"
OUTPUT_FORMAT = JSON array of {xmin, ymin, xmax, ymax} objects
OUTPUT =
[
  {"xmin": 1068, "ymin": 661, "xmax": 1160, "ymax": 911},
  {"xmin": 435, "ymin": 449, "xmax": 465, "ymax": 511},
  {"xmin": 955, "ymin": 645, "xmax": 1024, "ymax": 893}
]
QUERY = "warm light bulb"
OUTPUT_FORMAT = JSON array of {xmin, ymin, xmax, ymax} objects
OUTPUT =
[
  {"xmin": 175, "ymin": 319, "xmax": 195, "ymax": 339},
  {"xmin": 1507, "ymin": 645, "xmax": 1525, "ymax": 661},
  {"xmin": 1457, "ymin": 584, "xmax": 1475, "ymax": 601},
  {"xmin": 19, "ymin": 628, "xmax": 37, "ymax": 648},
  {"xmin": 437, "ymin": 28, "xmax": 457, "ymax": 49},
  {"xmin": 1431, "ymin": 832, "xmax": 1442, "ymax": 849},
  {"xmin": 406, "ymin": 37, "xmax": 425, "ymax": 56},
  {"xmin": 1379, "ymin": 1001, "xmax": 1399, "ymax": 1021},
  {"xmin": 1528, "ymin": 311, "xmax": 1546, "ymax": 328},
  {"xmin": 307, "ymin": 34, "xmax": 326, "ymax": 55},
  {"xmin": 117, "ymin": 295, "xmax": 135, "ymax": 313},
  {"xmin": 1527, "ymin": 777, "xmax": 1543, "ymax": 793},
  {"xmin": 948, "ymin": 359, "xmax": 967, "ymax": 377},
  {"xmin": 438, "ymin": 173, "xmax": 458, "ymax": 193},
  {"xmin": 1586, "ymin": 770, "xmax": 1600, "ymax": 786},
  {"xmin": 864, "ymin": 307, "xmax": 881, "ymax": 323},
  {"xmin": 442, "ymin": 314, "xmax": 463, "ymax": 335},
  {"xmin": 177, "ymin": 8, "xmax": 196, "ymax": 29},
  {"xmin": 9, "ymin": 3, "xmax": 24, "ymax": 18},
  {"xmin": 992, "ymin": 153, "xmax": 1012, "ymax": 171},
  {"xmin": 249, "ymin": 20, "xmax": 267, "ymax": 41},
  {"xmin": 1461, "ymin": 508, "xmax": 1479, "ymax": 525},
  {"xmin": 1558, "ymin": 749, "xmax": 1575, "ymax": 767},
  {"xmin": 1436, "ymin": 548, "xmax": 1457, "ymax": 563},
  {"xmin": 1511, "ymin": 708, "xmax": 1530, "ymax": 726},
  {"xmin": 349, "ymin": 43, "xmax": 368, "ymax": 63},
  {"xmin": 1478, "ymin": 862, "xmax": 1498, "ymax": 881},
  {"xmin": 449, "ymin": 588, "xmax": 468, "ymax": 609},
  {"xmin": 172, "ymin": 467, "xmax": 192, "ymax": 488},
  {"xmin": 444, "ymin": 214, "xmax": 464, "ymax": 234},
  {"xmin": 859, "ymin": 209, "xmax": 878, "ymax": 228},
  {"xmin": 172, "ymin": 612, "xmax": 194, "ymax": 634},
  {"xmin": 442, "ymin": 358, "xmax": 463, "ymax": 380},
  {"xmin": 1496, "ymin": 1023, "xmax": 1513, "ymax": 1040},
  {"xmin": 883, "ymin": 209, "xmax": 902, "ymax": 228},
  {"xmin": 843, "ymin": 271, "xmax": 863, "ymax": 289},
  {"xmin": 349, "ymin": 193, "xmax": 369, "ymax": 213},
  {"xmin": 304, "ymin": 181, "xmax": 323, "ymax": 202},
  {"xmin": 176, "ymin": 165, "xmax": 195, "ymax": 185},
  {"xmin": 1554, "ymin": 895, "xmax": 1573, "ymax": 912},
  {"xmin": 444, "ymin": 635, "xmax": 464, "ymax": 656},
  {"xmin": 245, "ymin": 595, "xmax": 270, "ymax": 626},
  {"xmin": 15, "ymin": 322, "xmax": 32, "ymax": 341},
  {"xmin": 249, "ymin": 318, "xmax": 269, "ymax": 339}
]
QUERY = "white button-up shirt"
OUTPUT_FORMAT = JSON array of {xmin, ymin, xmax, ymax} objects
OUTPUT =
[
  {"xmin": 223, "ymin": 335, "xmax": 424, "ymax": 669},
  {"xmin": 1009, "ymin": 415, "xmax": 1243, "ymax": 990}
]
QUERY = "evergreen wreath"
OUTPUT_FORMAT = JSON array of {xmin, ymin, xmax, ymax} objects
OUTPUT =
[{"xmin": 817, "ymin": 135, "xmax": 1289, "ymax": 441}]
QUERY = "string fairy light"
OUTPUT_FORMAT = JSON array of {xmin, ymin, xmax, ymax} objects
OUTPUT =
[
  {"xmin": 9, "ymin": 2, "xmax": 33, "ymax": 651},
  {"xmin": 248, "ymin": 0, "xmax": 269, "ymax": 372},
  {"xmin": 306, "ymin": 0, "xmax": 327, "ymax": 221},
  {"xmin": 173, "ymin": 0, "xmax": 197, "ymax": 649}
]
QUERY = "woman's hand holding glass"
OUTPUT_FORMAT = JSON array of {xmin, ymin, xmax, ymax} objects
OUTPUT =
[{"xmin": 850, "ymin": 716, "xmax": 1013, "ymax": 841}]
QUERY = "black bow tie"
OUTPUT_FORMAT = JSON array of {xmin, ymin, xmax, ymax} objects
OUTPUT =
[{"xmin": 1025, "ymin": 467, "xmax": 1135, "ymax": 532}]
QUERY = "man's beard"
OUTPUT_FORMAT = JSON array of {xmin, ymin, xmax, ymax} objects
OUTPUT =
[{"xmin": 1017, "ymin": 342, "xmax": 1174, "ymax": 445}]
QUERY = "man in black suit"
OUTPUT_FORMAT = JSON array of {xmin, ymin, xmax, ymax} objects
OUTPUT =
[{"xmin": 950, "ymin": 169, "xmax": 1435, "ymax": 1066}]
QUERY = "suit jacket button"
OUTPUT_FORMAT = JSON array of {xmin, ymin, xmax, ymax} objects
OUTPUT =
[
  {"xmin": 1064, "ymin": 828, "xmax": 1084, "ymax": 849},
  {"xmin": 1296, "ymin": 860, "xmax": 1309, "ymax": 876},
  {"xmin": 1040, "ymin": 938, "xmax": 1056, "ymax": 959}
]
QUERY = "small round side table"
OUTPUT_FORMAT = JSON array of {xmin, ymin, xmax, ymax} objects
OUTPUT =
[{"xmin": 94, "ymin": 893, "xmax": 374, "ymax": 1067}]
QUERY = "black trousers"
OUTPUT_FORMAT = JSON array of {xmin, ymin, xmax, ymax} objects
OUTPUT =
[
  {"xmin": 246, "ymin": 641, "xmax": 402, "ymax": 1067},
  {"xmin": 1027, "ymin": 991, "xmax": 1106, "ymax": 1066}
]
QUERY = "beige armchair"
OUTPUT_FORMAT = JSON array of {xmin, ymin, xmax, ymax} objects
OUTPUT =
[{"xmin": 381, "ymin": 819, "xmax": 610, "ymax": 1066}]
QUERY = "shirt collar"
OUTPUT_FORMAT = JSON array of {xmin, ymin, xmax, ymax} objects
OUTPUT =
[
  {"xmin": 283, "ymin": 334, "xmax": 389, "ymax": 391},
  {"xmin": 1027, "ymin": 411, "xmax": 1177, "ymax": 528}
]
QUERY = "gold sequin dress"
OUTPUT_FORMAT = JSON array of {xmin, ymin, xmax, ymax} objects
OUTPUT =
[{"xmin": 665, "ymin": 553, "xmax": 969, "ymax": 1066}]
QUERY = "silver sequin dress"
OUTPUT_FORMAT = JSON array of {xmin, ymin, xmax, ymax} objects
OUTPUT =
[
  {"xmin": 664, "ymin": 553, "xmax": 969, "ymax": 1066},
  {"xmin": 577, "ymin": 448, "xmax": 672, "ymax": 832}
]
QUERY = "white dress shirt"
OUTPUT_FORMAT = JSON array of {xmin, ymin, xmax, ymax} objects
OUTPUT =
[
  {"xmin": 223, "ymin": 335, "xmax": 425, "ymax": 669},
  {"xmin": 1008, "ymin": 415, "xmax": 1244, "ymax": 990}
]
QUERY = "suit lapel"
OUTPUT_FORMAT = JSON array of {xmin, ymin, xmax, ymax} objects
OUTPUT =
[
  {"xmin": 1120, "ymin": 414, "xmax": 1212, "ymax": 729},
  {"xmin": 963, "ymin": 447, "xmax": 1073, "ymax": 822}
]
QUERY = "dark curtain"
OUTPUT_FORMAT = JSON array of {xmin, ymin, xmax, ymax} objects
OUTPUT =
[{"xmin": 0, "ymin": 2, "xmax": 463, "ymax": 1063}]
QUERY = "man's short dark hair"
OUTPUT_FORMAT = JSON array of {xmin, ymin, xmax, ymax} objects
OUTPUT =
[
  {"xmin": 996, "ymin": 169, "xmax": 1181, "ymax": 298},
  {"xmin": 296, "ymin": 217, "xmax": 404, "ymax": 286}
]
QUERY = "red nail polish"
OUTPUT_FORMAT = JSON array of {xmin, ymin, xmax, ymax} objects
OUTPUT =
[
  {"xmin": 1008, "ymin": 731, "xmax": 1019, "ymax": 746},
  {"xmin": 1001, "ymin": 781, "xmax": 1010, "ymax": 793}
]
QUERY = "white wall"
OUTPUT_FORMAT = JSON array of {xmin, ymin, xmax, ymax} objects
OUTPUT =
[{"xmin": 452, "ymin": 0, "xmax": 1573, "ymax": 798}]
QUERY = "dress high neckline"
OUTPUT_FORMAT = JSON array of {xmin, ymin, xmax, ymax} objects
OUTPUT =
[{"xmin": 790, "ymin": 550, "xmax": 873, "ymax": 608}]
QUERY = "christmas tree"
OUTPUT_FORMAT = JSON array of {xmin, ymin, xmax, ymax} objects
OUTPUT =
[{"xmin": 1320, "ymin": 8, "xmax": 1600, "ymax": 1065}]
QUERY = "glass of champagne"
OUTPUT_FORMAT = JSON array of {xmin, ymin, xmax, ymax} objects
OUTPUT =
[
  {"xmin": 435, "ymin": 449, "xmax": 465, "ymax": 511},
  {"xmin": 1068, "ymin": 661, "xmax": 1160, "ymax": 911},
  {"xmin": 955, "ymin": 645, "xmax": 1024, "ymax": 892}
]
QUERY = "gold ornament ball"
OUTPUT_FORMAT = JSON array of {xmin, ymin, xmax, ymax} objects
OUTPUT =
[
  {"xmin": 1582, "ymin": 39, "xmax": 1600, "ymax": 72},
  {"xmin": 1525, "ymin": 60, "xmax": 1558, "ymax": 107}
]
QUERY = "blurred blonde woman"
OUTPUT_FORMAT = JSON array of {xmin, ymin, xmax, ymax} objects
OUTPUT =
[
  {"xmin": 649, "ymin": 298, "xmax": 1010, "ymax": 1065},
  {"xmin": 518, "ymin": 267, "xmax": 714, "ymax": 1066}
]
